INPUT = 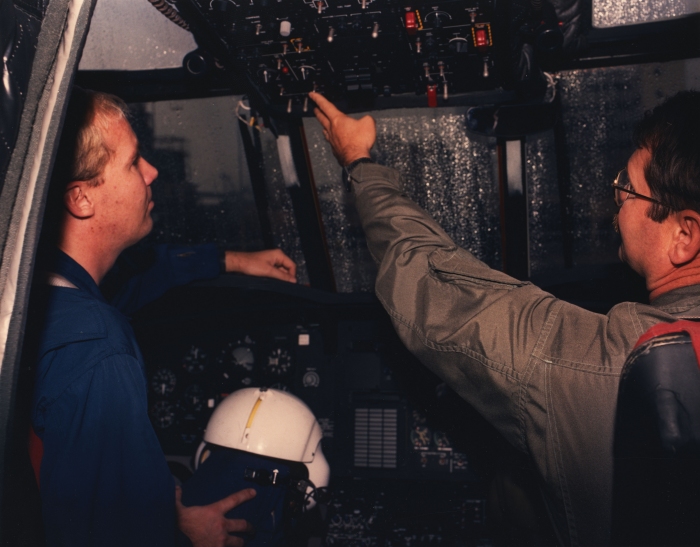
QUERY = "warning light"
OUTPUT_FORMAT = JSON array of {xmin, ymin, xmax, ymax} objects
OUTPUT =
[
  {"xmin": 472, "ymin": 24, "xmax": 492, "ymax": 53},
  {"xmin": 405, "ymin": 11, "xmax": 417, "ymax": 35}
]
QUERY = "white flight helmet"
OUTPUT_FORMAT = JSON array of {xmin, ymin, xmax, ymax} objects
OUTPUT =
[{"xmin": 196, "ymin": 387, "xmax": 330, "ymax": 509}]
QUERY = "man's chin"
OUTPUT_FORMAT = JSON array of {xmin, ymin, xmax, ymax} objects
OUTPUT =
[{"xmin": 141, "ymin": 216, "xmax": 154, "ymax": 239}]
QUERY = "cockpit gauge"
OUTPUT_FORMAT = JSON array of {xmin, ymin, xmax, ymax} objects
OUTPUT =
[
  {"xmin": 217, "ymin": 338, "xmax": 256, "ymax": 371},
  {"xmin": 264, "ymin": 347, "xmax": 293, "ymax": 376},
  {"xmin": 179, "ymin": 414, "xmax": 200, "ymax": 445},
  {"xmin": 150, "ymin": 400, "xmax": 177, "ymax": 429},
  {"xmin": 182, "ymin": 345, "xmax": 208, "ymax": 375},
  {"xmin": 216, "ymin": 339, "xmax": 256, "ymax": 391},
  {"xmin": 230, "ymin": 346, "xmax": 255, "ymax": 371},
  {"xmin": 150, "ymin": 367, "xmax": 177, "ymax": 397},
  {"xmin": 410, "ymin": 425, "xmax": 432, "ymax": 449},
  {"xmin": 183, "ymin": 384, "xmax": 205, "ymax": 412},
  {"xmin": 434, "ymin": 431, "xmax": 452, "ymax": 450}
]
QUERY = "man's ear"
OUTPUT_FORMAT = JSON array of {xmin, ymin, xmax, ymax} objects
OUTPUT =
[
  {"xmin": 63, "ymin": 183, "xmax": 95, "ymax": 219},
  {"xmin": 669, "ymin": 209, "xmax": 700, "ymax": 266}
]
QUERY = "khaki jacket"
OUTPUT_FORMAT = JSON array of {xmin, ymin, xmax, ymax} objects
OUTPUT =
[{"xmin": 352, "ymin": 163, "xmax": 700, "ymax": 546}]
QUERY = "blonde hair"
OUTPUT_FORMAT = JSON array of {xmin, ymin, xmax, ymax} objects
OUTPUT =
[{"xmin": 56, "ymin": 88, "xmax": 129, "ymax": 187}]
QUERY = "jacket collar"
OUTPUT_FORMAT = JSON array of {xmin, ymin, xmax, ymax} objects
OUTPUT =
[
  {"xmin": 652, "ymin": 284, "xmax": 700, "ymax": 319},
  {"xmin": 48, "ymin": 249, "xmax": 108, "ymax": 304},
  {"xmin": 33, "ymin": 250, "xmax": 110, "ymax": 356}
]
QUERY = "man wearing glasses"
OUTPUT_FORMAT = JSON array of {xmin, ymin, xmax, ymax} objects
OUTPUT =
[{"xmin": 309, "ymin": 90, "xmax": 700, "ymax": 547}]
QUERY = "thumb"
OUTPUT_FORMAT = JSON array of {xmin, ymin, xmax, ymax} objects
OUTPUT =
[
  {"xmin": 264, "ymin": 265, "xmax": 295, "ymax": 283},
  {"xmin": 175, "ymin": 485, "xmax": 184, "ymax": 509}
]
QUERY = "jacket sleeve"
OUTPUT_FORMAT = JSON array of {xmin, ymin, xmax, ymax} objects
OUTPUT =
[
  {"xmin": 36, "ymin": 354, "xmax": 176, "ymax": 547},
  {"xmin": 106, "ymin": 244, "xmax": 222, "ymax": 315},
  {"xmin": 351, "ymin": 163, "xmax": 596, "ymax": 448}
]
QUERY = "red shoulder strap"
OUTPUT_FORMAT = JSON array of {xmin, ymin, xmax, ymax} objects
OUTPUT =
[
  {"xmin": 635, "ymin": 320, "xmax": 700, "ymax": 370},
  {"xmin": 28, "ymin": 426, "xmax": 43, "ymax": 489}
]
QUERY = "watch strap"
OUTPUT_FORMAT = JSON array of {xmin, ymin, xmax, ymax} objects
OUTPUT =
[{"xmin": 343, "ymin": 157, "xmax": 375, "ymax": 191}]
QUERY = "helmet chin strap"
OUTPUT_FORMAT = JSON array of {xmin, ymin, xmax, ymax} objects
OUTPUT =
[
  {"xmin": 244, "ymin": 466, "xmax": 287, "ymax": 487},
  {"xmin": 243, "ymin": 465, "xmax": 328, "ymax": 512}
]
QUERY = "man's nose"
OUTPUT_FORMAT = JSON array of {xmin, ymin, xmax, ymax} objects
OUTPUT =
[{"xmin": 142, "ymin": 159, "xmax": 158, "ymax": 185}]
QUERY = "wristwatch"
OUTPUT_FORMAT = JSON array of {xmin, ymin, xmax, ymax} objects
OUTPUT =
[
  {"xmin": 343, "ymin": 157, "xmax": 375, "ymax": 191},
  {"xmin": 345, "ymin": 157, "xmax": 375, "ymax": 172}
]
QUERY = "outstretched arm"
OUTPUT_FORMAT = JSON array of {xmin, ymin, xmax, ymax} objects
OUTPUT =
[
  {"xmin": 307, "ymin": 91, "xmax": 557, "ymax": 450},
  {"xmin": 224, "ymin": 249, "xmax": 297, "ymax": 283},
  {"xmin": 176, "ymin": 486, "xmax": 256, "ymax": 547}
]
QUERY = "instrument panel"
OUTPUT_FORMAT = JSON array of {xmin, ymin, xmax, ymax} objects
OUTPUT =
[
  {"xmin": 134, "ymin": 282, "xmax": 495, "ymax": 544},
  {"xmin": 143, "ymin": 323, "xmax": 324, "ymax": 454},
  {"xmin": 179, "ymin": 0, "xmax": 511, "ymax": 113},
  {"xmin": 142, "ymin": 317, "xmax": 477, "ymax": 482}
]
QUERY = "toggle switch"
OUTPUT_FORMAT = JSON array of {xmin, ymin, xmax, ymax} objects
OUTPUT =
[
  {"xmin": 327, "ymin": 27, "xmax": 335, "ymax": 42},
  {"xmin": 427, "ymin": 84, "xmax": 438, "ymax": 107},
  {"xmin": 372, "ymin": 21, "xmax": 379, "ymax": 38},
  {"xmin": 280, "ymin": 20, "xmax": 291, "ymax": 37}
]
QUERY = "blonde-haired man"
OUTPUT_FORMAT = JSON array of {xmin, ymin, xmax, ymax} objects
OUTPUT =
[{"xmin": 29, "ymin": 88, "xmax": 296, "ymax": 547}]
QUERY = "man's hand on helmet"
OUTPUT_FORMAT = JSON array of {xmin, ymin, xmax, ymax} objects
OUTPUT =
[{"xmin": 176, "ymin": 486, "xmax": 256, "ymax": 547}]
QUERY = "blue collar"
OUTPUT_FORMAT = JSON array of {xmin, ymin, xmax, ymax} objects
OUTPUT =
[
  {"xmin": 49, "ymin": 249, "xmax": 108, "ymax": 304},
  {"xmin": 33, "ymin": 250, "xmax": 111, "ymax": 356}
]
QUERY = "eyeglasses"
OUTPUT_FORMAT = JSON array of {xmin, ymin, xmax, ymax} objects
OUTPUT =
[{"xmin": 612, "ymin": 168, "xmax": 668, "ymax": 208}]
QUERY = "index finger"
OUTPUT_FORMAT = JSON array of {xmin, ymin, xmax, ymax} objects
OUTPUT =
[
  {"xmin": 266, "ymin": 265, "xmax": 296, "ymax": 283},
  {"xmin": 214, "ymin": 488, "xmax": 257, "ymax": 514},
  {"xmin": 308, "ymin": 92, "xmax": 342, "ymax": 121}
]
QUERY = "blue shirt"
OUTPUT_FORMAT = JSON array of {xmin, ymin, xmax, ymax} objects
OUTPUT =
[{"xmin": 30, "ymin": 245, "xmax": 221, "ymax": 547}]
